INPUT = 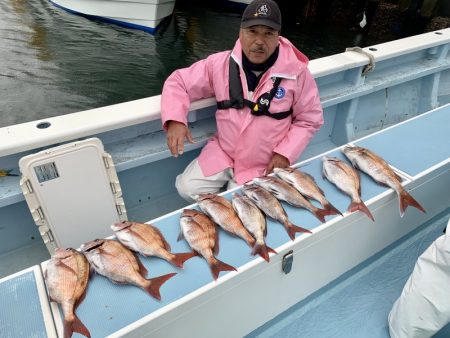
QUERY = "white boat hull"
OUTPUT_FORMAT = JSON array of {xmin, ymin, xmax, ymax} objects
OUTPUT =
[{"xmin": 49, "ymin": 0, "xmax": 176, "ymax": 33}]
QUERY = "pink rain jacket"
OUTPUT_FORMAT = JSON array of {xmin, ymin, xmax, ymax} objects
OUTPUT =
[{"xmin": 161, "ymin": 36, "xmax": 323, "ymax": 184}]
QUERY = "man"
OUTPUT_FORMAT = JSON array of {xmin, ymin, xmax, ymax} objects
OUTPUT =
[{"xmin": 161, "ymin": 0, "xmax": 323, "ymax": 202}]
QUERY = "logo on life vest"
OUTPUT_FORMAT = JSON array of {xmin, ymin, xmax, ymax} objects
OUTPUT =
[
  {"xmin": 259, "ymin": 97, "xmax": 270, "ymax": 106},
  {"xmin": 255, "ymin": 4, "xmax": 270, "ymax": 17},
  {"xmin": 275, "ymin": 87, "xmax": 285, "ymax": 99}
]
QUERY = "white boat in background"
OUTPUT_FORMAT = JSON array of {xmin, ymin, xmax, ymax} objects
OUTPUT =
[{"xmin": 49, "ymin": 0, "xmax": 176, "ymax": 33}]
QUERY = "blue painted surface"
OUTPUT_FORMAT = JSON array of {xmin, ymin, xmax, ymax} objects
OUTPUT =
[
  {"xmin": 247, "ymin": 207, "xmax": 450, "ymax": 338},
  {"xmin": 0, "ymin": 270, "xmax": 48, "ymax": 338},
  {"xmin": 49, "ymin": 0, "xmax": 159, "ymax": 34},
  {"xmin": 0, "ymin": 201, "xmax": 42, "ymax": 255},
  {"xmin": 355, "ymin": 104, "xmax": 450, "ymax": 177}
]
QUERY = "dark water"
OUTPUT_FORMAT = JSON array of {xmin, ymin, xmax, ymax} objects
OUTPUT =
[{"xmin": 0, "ymin": 0, "xmax": 388, "ymax": 128}]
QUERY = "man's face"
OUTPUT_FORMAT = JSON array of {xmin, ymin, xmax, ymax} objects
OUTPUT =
[{"xmin": 239, "ymin": 25, "xmax": 279, "ymax": 64}]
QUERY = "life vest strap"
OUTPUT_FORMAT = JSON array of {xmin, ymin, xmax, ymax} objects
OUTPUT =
[{"xmin": 217, "ymin": 57, "xmax": 293, "ymax": 120}]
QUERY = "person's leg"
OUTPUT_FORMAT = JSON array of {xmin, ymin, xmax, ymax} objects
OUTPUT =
[
  {"xmin": 175, "ymin": 159, "xmax": 233, "ymax": 202},
  {"xmin": 226, "ymin": 177, "xmax": 239, "ymax": 190}
]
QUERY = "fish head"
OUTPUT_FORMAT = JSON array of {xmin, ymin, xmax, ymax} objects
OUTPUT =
[
  {"xmin": 52, "ymin": 247, "xmax": 76, "ymax": 260},
  {"xmin": 342, "ymin": 145, "xmax": 363, "ymax": 156},
  {"xmin": 273, "ymin": 167, "xmax": 293, "ymax": 179},
  {"xmin": 231, "ymin": 192, "xmax": 242, "ymax": 199},
  {"xmin": 241, "ymin": 183, "xmax": 262, "ymax": 198},
  {"xmin": 231, "ymin": 192, "xmax": 244, "ymax": 204},
  {"xmin": 80, "ymin": 239, "xmax": 105, "ymax": 253},
  {"xmin": 322, "ymin": 155, "xmax": 343, "ymax": 164},
  {"xmin": 273, "ymin": 167, "xmax": 294, "ymax": 175},
  {"xmin": 181, "ymin": 208, "xmax": 201, "ymax": 219},
  {"xmin": 111, "ymin": 221, "xmax": 133, "ymax": 232},
  {"xmin": 196, "ymin": 193, "xmax": 216, "ymax": 202},
  {"xmin": 253, "ymin": 176, "xmax": 269, "ymax": 183}
]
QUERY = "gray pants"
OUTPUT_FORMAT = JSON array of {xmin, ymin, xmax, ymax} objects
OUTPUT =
[{"xmin": 175, "ymin": 158, "xmax": 238, "ymax": 203}]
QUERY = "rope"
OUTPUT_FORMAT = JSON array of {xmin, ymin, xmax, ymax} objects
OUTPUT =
[{"xmin": 345, "ymin": 46, "xmax": 376, "ymax": 76}]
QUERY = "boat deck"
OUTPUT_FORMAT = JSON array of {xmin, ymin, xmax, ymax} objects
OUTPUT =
[
  {"xmin": 247, "ymin": 207, "xmax": 450, "ymax": 338},
  {"xmin": 1, "ymin": 104, "xmax": 449, "ymax": 337}
]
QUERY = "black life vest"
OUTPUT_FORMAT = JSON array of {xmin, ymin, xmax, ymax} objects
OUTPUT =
[{"xmin": 216, "ymin": 57, "xmax": 293, "ymax": 120}]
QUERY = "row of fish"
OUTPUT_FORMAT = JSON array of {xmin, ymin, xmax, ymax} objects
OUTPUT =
[
  {"xmin": 45, "ymin": 145, "xmax": 426, "ymax": 338},
  {"xmin": 180, "ymin": 170, "xmax": 343, "ymax": 280},
  {"xmin": 182, "ymin": 145, "xmax": 426, "ymax": 280},
  {"xmin": 45, "ymin": 221, "xmax": 198, "ymax": 338},
  {"xmin": 323, "ymin": 145, "xmax": 425, "ymax": 220}
]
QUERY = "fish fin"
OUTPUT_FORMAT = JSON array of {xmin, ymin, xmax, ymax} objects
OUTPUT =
[
  {"xmin": 134, "ymin": 254, "xmax": 148, "ymax": 277},
  {"xmin": 394, "ymin": 171, "xmax": 403, "ymax": 183},
  {"xmin": 74, "ymin": 287, "xmax": 89, "ymax": 309},
  {"xmin": 323, "ymin": 202, "xmax": 343, "ymax": 216},
  {"xmin": 128, "ymin": 227, "xmax": 151, "ymax": 246},
  {"xmin": 399, "ymin": 190, "xmax": 426, "ymax": 217},
  {"xmin": 170, "ymin": 251, "xmax": 198, "ymax": 268},
  {"xmin": 210, "ymin": 258, "xmax": 237, "ymax": 281},
  {"xmin": 64, "ymin": 315, "xmax": 91, "ymax": 338},
  {"xmin": 144, "ymin": 272, "xmax": 177, "ymax": 301},
  {"xmin": 303, "ymin": 172, "xmax": 323, "ymax": 191},
  {"xmin": 177, "ymin": 231, "xmax": 184, "ymax": 242},
  {"xmin": 98, "ymin": 247, "xmax": 115, "ymax": 257},
  {"xmin": 214, "ymin": 232, "xmax": 220, "ymax": 255},
  {"xmin": 313, "ymin": 208, "xmax": 328, "ymax": 223},
  {"xmin": 348, "ymin": 201, "xmax": 374, "ymax": 221},
  {"xmin": 267, "ymin": 245, "xmax": 278, "ymax": 255},
  {"xmin": 55, "ymin": 261, "xmax": 77, "ymax": 276},
  {"xmin": 287, "ymin": 223, "xmax": 312, "ymax": 240},
  {"xmin": 111, "ymin": 280, "xmax": 128, "ymax": 285},
  {"xmin": 150, "ymin": 226, "xmax": 171, "ymax": 252}
]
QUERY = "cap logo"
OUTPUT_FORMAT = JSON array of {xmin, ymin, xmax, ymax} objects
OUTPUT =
[{"xmin": 254, "ymin": 4, "xmax": 270, "ymax": 17}]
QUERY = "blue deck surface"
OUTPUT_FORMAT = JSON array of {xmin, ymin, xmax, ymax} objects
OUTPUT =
[
  {"xmin": 247, "ymin": 207, "xmax": 450, "ymax": 338},
  {"xmin": 355, "ymin": 105, "xmax": 450, "ymax": 177},
  {"xmin": 0, "ymin": 269, "xmax": 48, "ymax": 338}
]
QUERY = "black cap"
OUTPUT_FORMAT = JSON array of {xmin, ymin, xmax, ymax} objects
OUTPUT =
[{"xmin": 241, "ymin": 0, "xmax": 281, "ymax": 31}]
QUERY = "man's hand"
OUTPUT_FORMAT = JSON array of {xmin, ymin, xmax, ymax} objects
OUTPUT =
[
  {"xmin": 166, "ymin": 120, "xmax": 195, "ymax": 157},
  {"xmin": 265, "ymin": 153, "xmax": 290, "ymax": 175}
]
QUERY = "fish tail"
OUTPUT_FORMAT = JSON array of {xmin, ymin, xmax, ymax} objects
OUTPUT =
[
  {"xmin": 313, "ymin": 208, "xmax": 328, "ymax": 223},
  {"xmin": 323, "ymin": 202, "xmax": 343, "ymax": 216},
  {"xmin": 267, "ymin": 245, "xmax": 278, "ymax": 255},
  {"xmin": 287, "ymin": 222, "xmax": 312, "ymax": 241},
  {"xmin": 399, "ymin": 190, "xmax": 426, "ymax": 217},
  {"xmin": 348, "ymin": 201, "xmax": 374, "ymax": 221},
  {"xmin": 170, "ymin": 251, "xmax": 198, "ymax": 268},
  {"xmin": 144, "ymin": 272, "xmax": 177, "ymax": 301},
  {"xmin": 210, "ymin": 258, "xmax": 237, "ymax": 281},
  {"xmin": 64, "ymin": 315, "xmax": 91, "ymax": 338},
  {"xmin": 251, "ymin": 243, "xmax": 270, "ymax": 262}
]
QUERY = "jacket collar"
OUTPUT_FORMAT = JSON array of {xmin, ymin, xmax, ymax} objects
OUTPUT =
[{"xmin": 231, "ymin": 36, "xmax": 309, "ymax": 80}]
